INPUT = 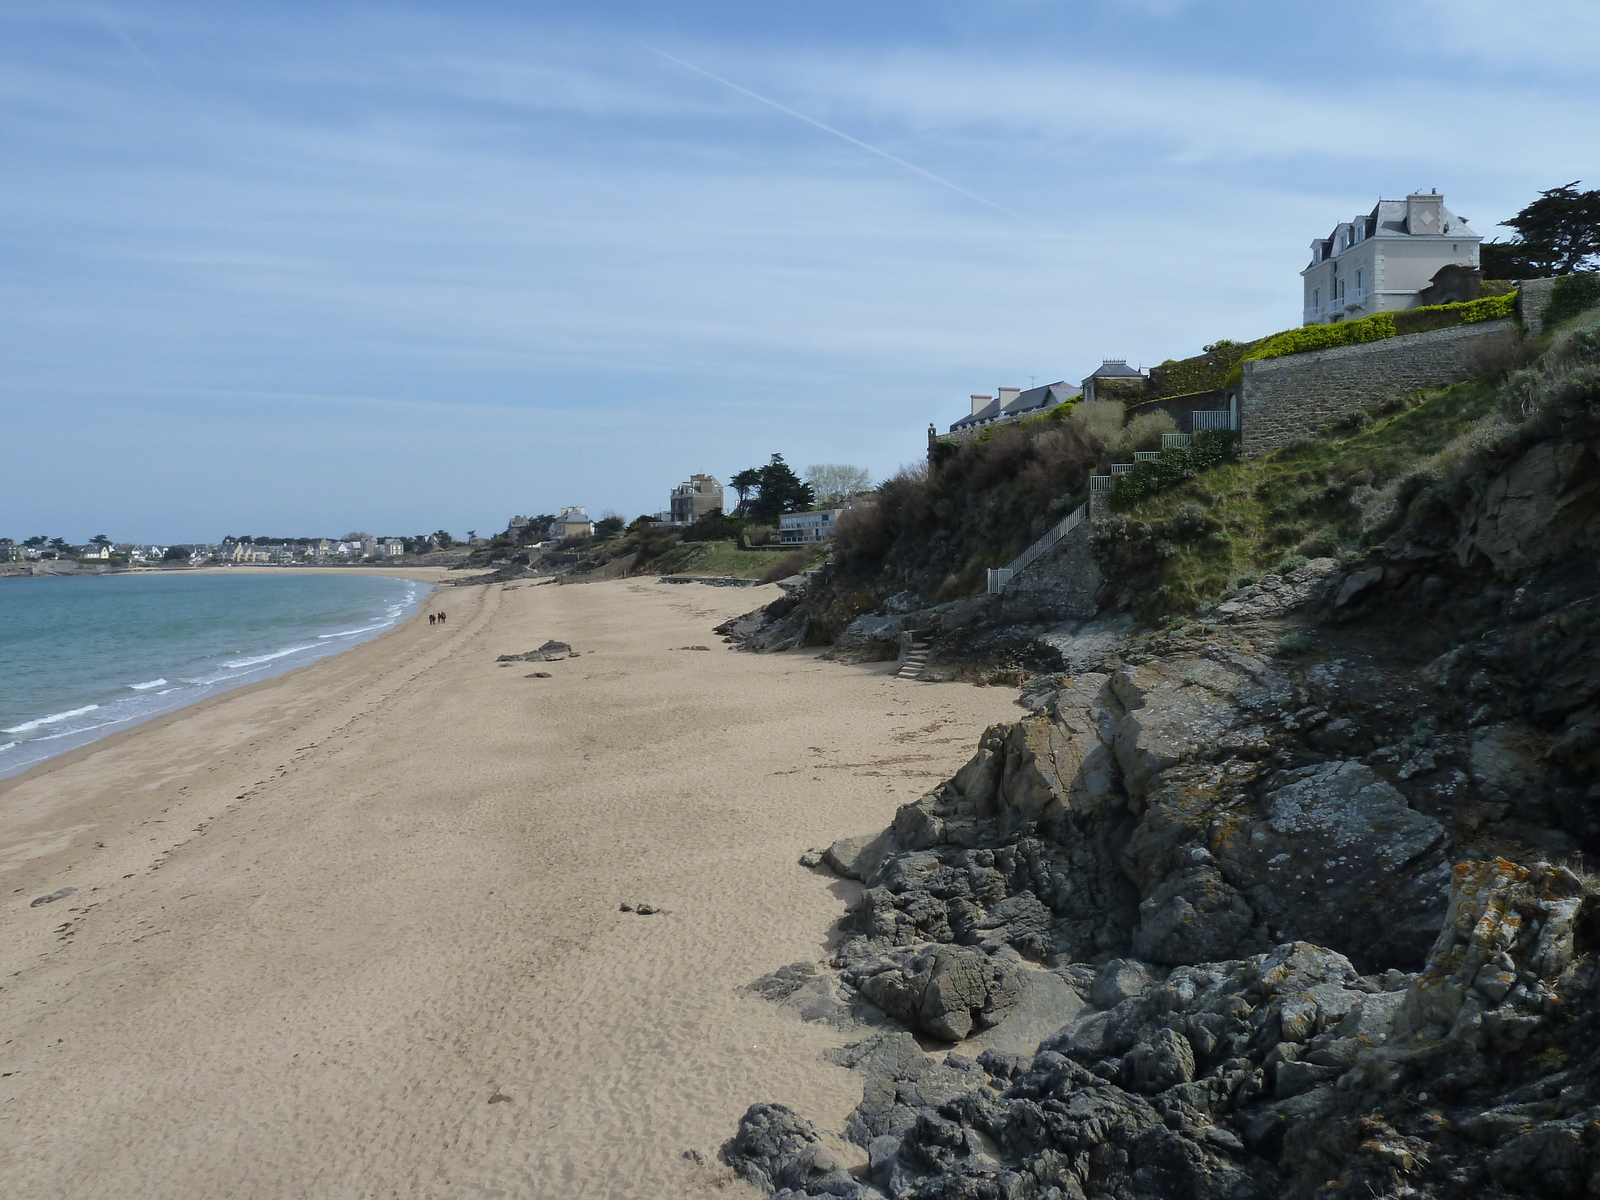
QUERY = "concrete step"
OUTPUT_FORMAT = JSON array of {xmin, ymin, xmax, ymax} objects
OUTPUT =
[{"xmin": 898, "ymin": 641, "xmax": 930, "ymax": 679}]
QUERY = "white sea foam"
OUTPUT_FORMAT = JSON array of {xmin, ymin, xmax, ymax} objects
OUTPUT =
[
  {"xmin": 222, "ymin": 645, "xmax": 314, "ymax": 669},
  {"xmin": 317, "ymin": 623, "xmax": 386, "ymax": 639},
  {"xmin": 35, "ymin": 714, "xmax": 137, "ymax": 741},
  {"xmin": 0, "ymin": 742, "xmax": 15, "ymax": 754},
  {"xmin": 129, "ymin": 678, "xmax": 168, "ymax": 690},
  {"xmin": 3, "ymin": 704, "xmax": 101, "ymax": 734}
]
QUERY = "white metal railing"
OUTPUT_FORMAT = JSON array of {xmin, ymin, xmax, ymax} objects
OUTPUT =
[
  {"xmin": 1191, "ymin": 410, "xmax": 1237, "ymax": 432},
  {"xmin": 1089, "ymin": 475, "xmax": 1113, "ymax": 492},
  {"xmin": 988, "ymin": 501, "xmax": 1090, "ymax": 593},
  {"xmin": 1134, "ymin": 450, "xmax": 1160, "ymax": 461},
  {"xmin": 1110, "ymin": 463, "xmax": 1134, "ymax": 475},
  {"xmin": 1161, "ymin": 433, "xmax": 1192, "ymax": 449}
]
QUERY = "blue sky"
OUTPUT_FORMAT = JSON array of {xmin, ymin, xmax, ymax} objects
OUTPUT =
[{"xmin": 4, "ymin": 0, "xmax": 1599, "ymax": 542}]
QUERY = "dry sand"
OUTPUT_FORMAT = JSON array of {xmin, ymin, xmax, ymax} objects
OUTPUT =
[{"xmin": 0, "ymin": 575, "xmax": 1017, "ymax": 1198}]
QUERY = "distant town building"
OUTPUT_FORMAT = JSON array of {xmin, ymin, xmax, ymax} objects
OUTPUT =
[
  {"xmin": 669, "ymin": 474, "xmax": 724, "ymax": 526},
  {"xmin": 947, "ymin": 381, "xmax": 1081, "ymax": 433},
  {"xmin": 1303, "ymin": 190, "xmax": 1481, "ymax": 325},
  {"xmin": 550, "ymin": 506, "xmax": 593, "ymax": 541},
  {"xmin": 779, "ymin": 508, "xmax": 843, "ymax": 544}
]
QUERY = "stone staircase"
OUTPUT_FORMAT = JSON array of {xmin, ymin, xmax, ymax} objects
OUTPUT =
[{"xmin": 897, "ymin": 638, "xmax": 930, "ymax": 681}]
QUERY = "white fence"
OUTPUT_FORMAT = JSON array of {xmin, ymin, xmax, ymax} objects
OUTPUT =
[
  {"xmin": 1191, "ymin": 409, "xmax": 1237, "ymax": 432},
  {"xmin": 1161, "ymin": 433, "xmax": 1192, "ymax": 449},
  {"xmin": 1134, "ymin": 450, "xmax": 1161, "ymax": 461},
  {"xmin": 987, "ymin": 501, "xmax": 1089, "ymax": 592},
  {"xmin": 1089, "ymin": 475, "xmax": 1114, "ymax": 492}
]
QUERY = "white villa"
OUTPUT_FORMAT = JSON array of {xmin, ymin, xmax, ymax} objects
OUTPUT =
[{"xmin": 1303, "ymin": 190, "xmax": 1481, "ymax": 325}]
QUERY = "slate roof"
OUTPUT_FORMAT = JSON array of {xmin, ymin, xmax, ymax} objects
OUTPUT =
[
  {"xmin": 1001, "ymin": 382, "xmax": 1080, "ymax": 416},
  {"xmin": 949, "ymin": 398, "xmax": 1001, "ymax": 431}
]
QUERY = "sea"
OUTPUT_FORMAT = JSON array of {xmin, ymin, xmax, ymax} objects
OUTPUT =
[{"xmin": 0, "ymin": 571, "xmax": 431, "ymax": 780}]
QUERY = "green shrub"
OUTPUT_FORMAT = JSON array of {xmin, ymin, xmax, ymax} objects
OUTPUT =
[
  {"xmin": 1109, "ymin": 430, "xmax": 1238, "ymax": 510},
  {"xmin": 1273, "ymin": 553, "xmax": 1309, "ymax": 575},
  {"xmin": 1545, "ymin": 273, "xmax": 1600, "ymax": 327},
  {"xmin": 681, "ymin": 509, "xmax": 746, "ymax": 542},
  {"xmin": 1275, "ymin": 630, "xmax": 1315, "ymax": 656}
]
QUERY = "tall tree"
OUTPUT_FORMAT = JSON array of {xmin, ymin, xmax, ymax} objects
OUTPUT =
[
  {"xmin": 748, "ymin": 454, "xmax": 816, "ymax": 522},
  {"xmin": 1482, "ymin": 181, "xmax": 1600, "ymax": 278},
  {"xmin": 89, "ymin": 533, "xmax": 111, "ymax": 547},
  {"xmin": 729, "ymin": 467, "xmax": 762, "ymax": 515},
  {"xmin": 804, "ymin": 464, "xmax": 871, "ymax": 506}
]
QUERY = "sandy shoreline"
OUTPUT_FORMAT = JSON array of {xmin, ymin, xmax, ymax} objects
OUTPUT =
[{"xmin": 0, "ymin": 575, "xmax": 1015, "ymax": 1198}]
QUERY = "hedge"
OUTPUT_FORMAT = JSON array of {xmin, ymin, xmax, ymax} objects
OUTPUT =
[
  {"xmin": 1545, "ymin": 273, "xmax": 1600, "ymax": 328},
  {"xmin": 1223, "ymin": 291, "xmax": 1518, "ymax": 385},
  {"xmin": 1108, "ymin": 430, "xmax": 1238, "ymax": 511}
]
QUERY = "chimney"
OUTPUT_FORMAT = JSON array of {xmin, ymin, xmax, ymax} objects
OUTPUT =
[
  {"xmin": 997, "ymin": 387, "xmax": 1022, "ymax": 406},
  {"xmin": 1406, "ymin": 191, "xmax": 1444, "ymax": 235},
  {"xmin": 970, "ymin": 394, "xmax": 992, "ymax": 416}
]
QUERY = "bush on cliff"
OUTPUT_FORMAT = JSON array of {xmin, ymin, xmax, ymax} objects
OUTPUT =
[{"xmin": 830, "ymin": 414, "xmax": 1103, "ymax": 605}]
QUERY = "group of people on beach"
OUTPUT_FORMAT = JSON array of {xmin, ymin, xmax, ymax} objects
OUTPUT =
[{"xmin": 427, "ymin": 611, "xmax": 447, "ymax": 626}]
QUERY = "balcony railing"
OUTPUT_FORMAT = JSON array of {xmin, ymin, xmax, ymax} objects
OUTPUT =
[{"xmin": 1161, "ymin": 433, "xmax": 1192, "ymax": 449}]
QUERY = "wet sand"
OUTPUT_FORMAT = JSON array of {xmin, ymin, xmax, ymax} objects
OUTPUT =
[{"xmin": 0, "ymin": 575, "xmax": 1015, "ymax": 1198}]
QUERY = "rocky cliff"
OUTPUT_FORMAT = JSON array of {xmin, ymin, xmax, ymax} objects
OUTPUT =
[{"xmin": 718, "ymin": 323, "xmax": 1600, "ymax": 1199}]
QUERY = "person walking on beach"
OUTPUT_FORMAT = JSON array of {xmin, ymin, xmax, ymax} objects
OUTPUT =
[{"xmin": 428, "ymin": 613, "xmax": 436, "ymax": 626}]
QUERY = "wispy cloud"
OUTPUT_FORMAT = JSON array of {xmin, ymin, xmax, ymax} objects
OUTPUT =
[{"xmin": 2, "ymin": 1, "xmax": 1597, "ymax": 538}]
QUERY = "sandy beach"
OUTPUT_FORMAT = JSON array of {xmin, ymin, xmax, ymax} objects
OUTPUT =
[{"xmin": 0, "ymin": 574, "xmax": 1016, "ymax": 1199}]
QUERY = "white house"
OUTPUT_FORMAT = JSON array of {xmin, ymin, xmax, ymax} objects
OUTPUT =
[
  {"xmin": 1303, "ymin": 191, "xmax": 1481, "ymax": 325},
  {"xmin": 779, "ymin": 508, "xmax": 843, "ymax": 544}
]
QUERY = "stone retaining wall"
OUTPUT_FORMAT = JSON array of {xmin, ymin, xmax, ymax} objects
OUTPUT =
[
  {"xmin": 1239, "ymin": 319, "xmax": 1513, "ymax": 457},
  {"xmin": 1518, "ymin": 277, "xmax": 1558, "ymax": 337},
  {"xmin": 997, "ymin": 514, "xmax": 1100, "ymax": 620}
]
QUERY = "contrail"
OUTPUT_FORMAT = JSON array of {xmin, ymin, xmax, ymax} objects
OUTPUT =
[
  {"xmin": 638, "ymin": 42, "xmax": 1063, "ymax": 237},
  {"xmin": 95, "ymin": 7, "xmax": 192, "ymax": 108}
]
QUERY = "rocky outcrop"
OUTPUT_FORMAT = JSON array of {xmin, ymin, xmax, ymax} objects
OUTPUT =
[
  {"xmin": 1213, "ymin": 557, "xmax": 1340, "ymax": 622},
  {"xmin": 727, "ymin": 586, "xmax": 1600, "ymax": 1198},
  {"xmin": 730, "ymin": 857, "xmax": 1600, "ymax": 1200},
  {"xmin": 495, "ymin": 640, "xmax": 580, "ymax": 662}
]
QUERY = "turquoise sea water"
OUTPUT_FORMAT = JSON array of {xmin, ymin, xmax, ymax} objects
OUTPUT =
[{"xmin": 0, "ymin": 571, "xmax": 430, "ymax": 779}]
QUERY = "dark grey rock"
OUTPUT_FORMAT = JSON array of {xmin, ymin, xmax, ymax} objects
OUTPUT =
[{"xmin": 721, "ymin": 1104, "xmax": 860, "ymax": 1197}]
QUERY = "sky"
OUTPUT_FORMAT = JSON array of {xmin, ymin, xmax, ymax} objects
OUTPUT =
[{"xmin": 4, "ymin": 0, "xmax": 1599, "ymax": 542}]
